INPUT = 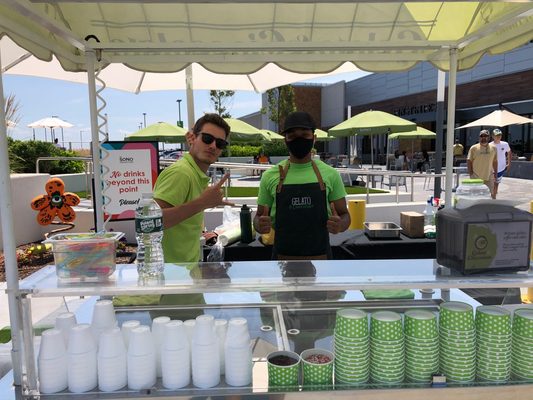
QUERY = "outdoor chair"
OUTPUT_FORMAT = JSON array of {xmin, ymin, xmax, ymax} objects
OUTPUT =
[
  {"xmin": 423, "ymin": 158, "xmax": 436, "ymax": 190},
  {"xmin": 382, "ymin": 175, "xmax": 408, "ymax": 192}
]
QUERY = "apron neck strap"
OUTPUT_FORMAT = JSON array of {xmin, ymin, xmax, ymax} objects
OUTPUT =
[{"xmin": 276, "ymin": 160, "xmax": 325, "ymax": 193}]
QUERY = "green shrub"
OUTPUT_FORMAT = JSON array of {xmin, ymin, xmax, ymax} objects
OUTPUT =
[
  {"xmin": 222, "ymin": 142, "xmax": 289, "ymax": 157},
  {"xmin": 262, "ymin": 141, "xmax": 289, "ymax": 156},
  {"xmin": 223, "ymin": 145, "xmax": 261, "ymax": 157},
  {"xmin": 8, "ymin": 140, "xmax": 84, "ymax": 174}
]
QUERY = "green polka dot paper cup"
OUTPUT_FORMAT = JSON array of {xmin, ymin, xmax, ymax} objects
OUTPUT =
[
  {"xmin": 370, "ymin": 311, "xmax": 403, "ymax": 341},
  {"xmin": 267, "ymin": 351, "xmax": 301, "ymax": 388},
  {"xmin": 475, "ymin": 306, "xmax": 511, "ymax": 334},
  {"xmin": 439, "ymin": 301, "xmax": 474, "ymax": 331},
  {"xmin": 513, "ymin": 308, "xmax": 533, "ymax": 338},
  {"xmin": 300, "ymin": 348, "xmax": 334, "ymax": 386},
  {"xmin": 335, "ymin": 308, "xmax": 368, "ymax": 338},
  {"xmin": 405, "ymin": 309, "xmax": 438, "ymax": 339}
]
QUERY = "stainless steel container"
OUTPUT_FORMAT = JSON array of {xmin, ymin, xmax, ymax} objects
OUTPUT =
[{"xmin": 364, "ymin": 222, "xmax": 402, "ymax": 239}]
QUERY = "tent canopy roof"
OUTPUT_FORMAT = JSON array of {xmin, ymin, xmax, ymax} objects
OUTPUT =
[{"xmin": 2, "ymin": 1, "xmax": 532, "ymax": 75}]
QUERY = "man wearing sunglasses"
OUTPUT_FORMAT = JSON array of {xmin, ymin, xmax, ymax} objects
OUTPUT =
[
  {"xmin": 467, "ymin": 129, "xmax": 498, "ymax": 198},
  {"xmin": 254, "ymin": 111, "xmax": 350, "ymax": 260},
  {"xmin": 154, "ymin": 113, "xmax": 234, "ymax": 263}
]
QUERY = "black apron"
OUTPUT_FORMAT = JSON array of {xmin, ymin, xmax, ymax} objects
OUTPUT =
[{"xmin": 273, "ymin": 161, "xmax": 331, "ymax": 260}]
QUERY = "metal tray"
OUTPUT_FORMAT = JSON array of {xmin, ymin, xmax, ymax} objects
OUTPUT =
[{"xmin": 364, "ymin": 222, "xmax": 402, "ymax": 238}]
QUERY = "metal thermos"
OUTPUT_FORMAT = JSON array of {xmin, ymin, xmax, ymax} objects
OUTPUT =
[{"xmin": 240, "ymin": 204, "xmax": 253, "ymax": 244}]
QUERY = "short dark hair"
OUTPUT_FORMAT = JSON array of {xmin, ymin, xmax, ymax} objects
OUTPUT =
[{"xmin": 192, "ymin": 113, "xmax": 230, "ymax": 137}]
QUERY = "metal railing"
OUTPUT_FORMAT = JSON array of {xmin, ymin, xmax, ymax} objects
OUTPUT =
[{"xmin": 35, "ymin": 156, "xmax": 93, "ymax": 198}]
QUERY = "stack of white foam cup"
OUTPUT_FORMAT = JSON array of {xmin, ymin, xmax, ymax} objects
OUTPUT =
[
  {"xmin": 184, "ymin": 319, "xmax": 196, "ymax": 346},
  {"xmin": 90, "ymin": 300, "xmax": 118, "ymax": 343},
  {"xmin": 67, "ymin": 324, "xmax": 98, "ymax": 393},
  {"xmin": 54, "ymin": 312, "xmax": 77, "ymax": 347},
  {"xmin": 151, "ymin": 316, "xmax": 170, "ymax": 378},
  {"xmin": 121, "ymin": 320, "xmax": 140, "ymax": 349},
  {"xmin": 38, "ymin": 328, "xmax": 68, "ymax": 394},
  {"xmin": 127, "ymin": 325, "xmax": 156, "ymax": 390},
  {"xmin": 97, "ymin": 327, "xmax": 127, "ymax": 392},
  {"xmin": 191, "ymin": 314, "xmax": 220, "ymax": 388},
  {"xmin": 224, "ymin": 317, "xmax": 252, "ymax": 387},
  {"xmin": 215, "ymin": 319, "xmax": 228, "ymax": 376},
  {"xmin": 161, "ymin": 320, "xmax": 191, "ymax": 389}
]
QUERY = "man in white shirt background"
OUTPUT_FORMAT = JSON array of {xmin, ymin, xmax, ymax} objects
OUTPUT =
[{"xmin": 490, "ymin": 128, "xmax": 512, "ymax": 199}]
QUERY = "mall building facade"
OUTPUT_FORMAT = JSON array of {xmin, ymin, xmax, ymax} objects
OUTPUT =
[{"xmin": 243, "ymin": 41, "xmax": 533, "ymax": 163}]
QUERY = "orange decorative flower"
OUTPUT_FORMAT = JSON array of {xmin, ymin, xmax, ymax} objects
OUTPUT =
[{"xmin": 30, "ymin": 178, "xmax": 80, "ymax": 225}]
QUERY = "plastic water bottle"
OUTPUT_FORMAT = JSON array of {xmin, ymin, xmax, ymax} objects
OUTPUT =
[
  {"xmin": 239, "ymin": 204, "xmax": 253, "ymax": 244},
  {"xmin": 423, "ymin": 197, "xmax": 436, "ymax": 238},
  {"xmin": 454, "ymin": 179, "xmax": 491, "ymax": 209},
  {"xmin": 135, "ymin": 193, "xmax": 164, "ymax": 276}
]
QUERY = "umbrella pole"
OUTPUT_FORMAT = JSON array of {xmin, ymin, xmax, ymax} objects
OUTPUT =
[
  {"xmin": 370, "ymin": 136, "xmax": 374, "ymax": 168},
  {"xmin": 385, "ymin": 136, "xmax": 390, "ymax": 170}
]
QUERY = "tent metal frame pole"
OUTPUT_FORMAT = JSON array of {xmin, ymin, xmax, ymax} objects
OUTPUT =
[
  {"xmin": 186, "ymin": 65, "xmax": 195, "ymax": 130},
  {"xmin": 86, "ymin": 50, "xmax": 105, "ymax": 232},
  {"xmin": 0, "ymin": 53, "xmax": 23, "ymax": 385},
  {"xmin": 444, "ymin": 48, "xmax": 458, "ymax": 207},
  {"xmin": 433, "ymin": 69, "xmax": 445, "ymax": 199}
]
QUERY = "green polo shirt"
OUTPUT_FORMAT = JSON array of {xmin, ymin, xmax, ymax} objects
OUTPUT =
[
  {"xmin": 154, "ymin": 153, "xmax": 209, "ymax": 263},
  {"xmin": 257, "ymin": 159, "xmax": 347, "ymax": 229}
]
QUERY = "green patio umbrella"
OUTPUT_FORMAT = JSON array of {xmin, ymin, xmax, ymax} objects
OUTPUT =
[
  {"xmin": 387, "ymin": 126, "xmax": 436, "ymax": 170},
  {"xmin": 262, "ymin": 128, "xmax": 332, "ymax": 142},
  {"xmin": 124, "ymin": 122, "xmax": 187, "ymax": 143},
  {"xmin": 224, "ymin": 118, "xmax": 271, "ymax": 143},
  {"xmin": 261, "ymin": 129, "xmax": 284, "ymax": 141},
  {"xmin": 329, "ymin": 110, "xmax": 416, "ymax": 167}
]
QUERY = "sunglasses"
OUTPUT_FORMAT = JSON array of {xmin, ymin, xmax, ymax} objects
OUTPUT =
[
  {"xmin": 198, "ymin": 132, "xmax": 228, "ymax": 149},
  {"xmin": 479, "ymin": 134, "xmax": 489, "ymax": 138}
]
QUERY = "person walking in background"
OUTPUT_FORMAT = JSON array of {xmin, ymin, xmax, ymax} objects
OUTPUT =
[
  {"xmin": 453, "ymin": 139, "xmax": 464, "ymax": 166},
  {"xmin": 467, "ymin": 129, "xmax": 498, "ymax": 198},
  {"xmin": 254, "ymin": 111, "xmax": 350, "ymax": 260},
  {"xmin": 490, "ymin": 128, "xmax": 512, "ymax": 199}
]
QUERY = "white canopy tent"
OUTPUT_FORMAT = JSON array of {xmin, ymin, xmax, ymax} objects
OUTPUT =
[{"xmin": 1, "ymin": 0, "xmax": 533, "ymax": 387}]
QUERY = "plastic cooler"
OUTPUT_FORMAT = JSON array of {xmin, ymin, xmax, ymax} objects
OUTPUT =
[
  {"xmin": 44, "ymin": 232, "xmax": 124, "ymax": 281},
  {"xmin": 436, "ymin": 204, "xmax": 532, "ymax": 274}
]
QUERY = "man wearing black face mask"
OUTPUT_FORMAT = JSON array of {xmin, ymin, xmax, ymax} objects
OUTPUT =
[{"xmin": 254, "ymin": 111, "xmax": 350, "ymax": 259}]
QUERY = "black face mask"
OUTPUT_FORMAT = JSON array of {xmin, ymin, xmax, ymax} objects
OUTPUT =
[{"xmin": 286, "ymin": 137, "xmax": 314, "ymax": 159}]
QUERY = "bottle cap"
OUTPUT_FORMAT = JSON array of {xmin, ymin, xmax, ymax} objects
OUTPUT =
[
  {"xmin": 141, "ymin": 193, "xmax": 154, "ymax": 199},
  {"xmin": 461, "ymin": 179, "xmax": 484, "ymax": 185},
  {"xmin": 241, "ymin": 204, "xmax": 250, "ymax": 212}
]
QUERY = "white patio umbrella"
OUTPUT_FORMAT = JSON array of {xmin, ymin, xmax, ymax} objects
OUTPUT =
[
  {"xmin": 27, "ymin": 116, "xmax": 73, "ymax": 143},
  {"xmin": 457, "ymin": 109, "xmax": 533, "ymax": 129}
]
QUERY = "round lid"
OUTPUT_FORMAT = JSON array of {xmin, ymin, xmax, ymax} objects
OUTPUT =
[{"xmin": 460, "ymin": 179, "xmax": 484, "ymax": 185}]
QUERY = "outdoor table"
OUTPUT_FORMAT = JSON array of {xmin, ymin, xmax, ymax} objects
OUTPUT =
[{"xmin": 204, "ymin": 230, "xmax": 436, "ymax": 261}]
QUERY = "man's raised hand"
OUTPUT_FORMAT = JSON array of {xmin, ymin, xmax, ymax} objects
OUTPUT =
[
  {"xmin": 200, "ymin": 173, "xmax": 234, "ymax": 208},
  {"xmin": 327, "ymin": 202, "xmax": 342, "ymax": 234}
]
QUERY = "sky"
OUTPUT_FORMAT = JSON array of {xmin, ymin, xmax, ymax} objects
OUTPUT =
[{"xmin": 3, "ymin": 70, "xmax": 370, "ymax": 148}]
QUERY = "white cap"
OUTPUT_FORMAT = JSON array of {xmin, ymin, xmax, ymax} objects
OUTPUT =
[{"xmin": 141, "ymin": 193, "xmax": 153, "ymax": 199}]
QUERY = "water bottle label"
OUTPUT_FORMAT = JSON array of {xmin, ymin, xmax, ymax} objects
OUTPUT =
[{"xmin": 136, "ymin": 217, "xmax": 163, "ymax": 233}]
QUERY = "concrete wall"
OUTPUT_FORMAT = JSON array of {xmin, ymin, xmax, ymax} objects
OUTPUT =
[
  {"xmin": 53, "ymin": 172, "xmax": 92, "ymax": 193},
  {"xmin": 0, "ymin": 174, "xmax": 50, "ymax": 251}
]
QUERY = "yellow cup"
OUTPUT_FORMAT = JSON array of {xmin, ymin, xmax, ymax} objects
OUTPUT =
[
  {"xmin": 261, "ymin": 228, "xmax": 275, "ymax": 246},
  {"xmin": 348, "ymin": 200, "xmax": 366, "ymax": 230}
]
